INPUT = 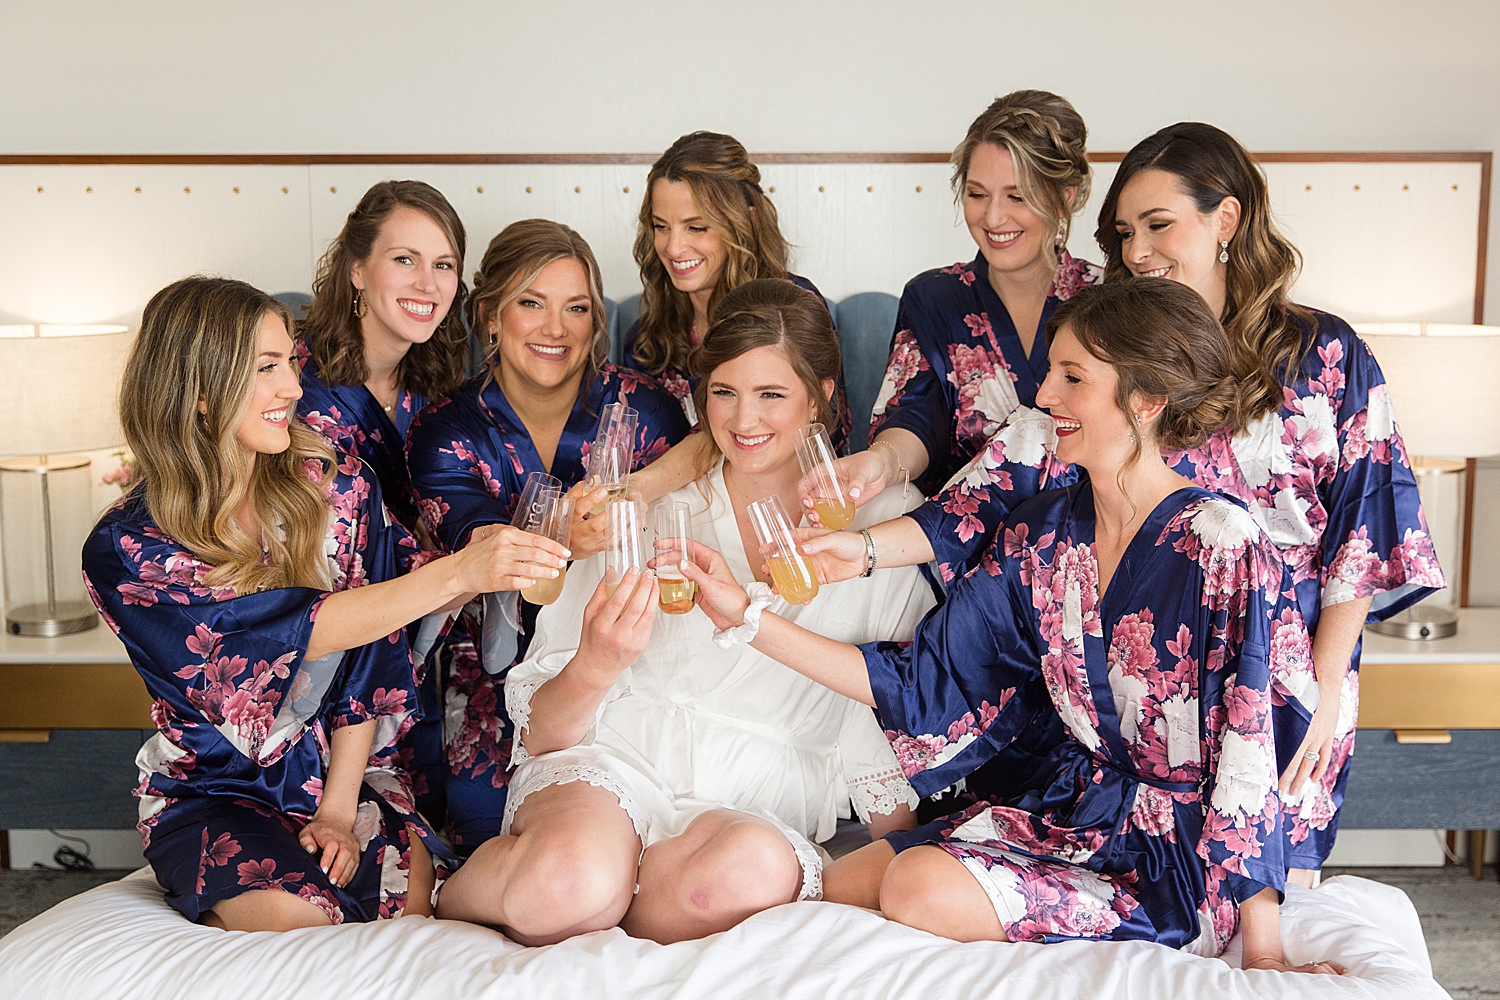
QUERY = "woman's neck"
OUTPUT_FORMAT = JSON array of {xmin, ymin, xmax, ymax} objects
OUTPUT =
[
  {"xmin": 688, "ymin": 288, "xmax": 713, "ymax": 339},
  {"xmin": 496, "ymin": 362, "xmax": 584, "ymax": 434},
  {"xmin": 361, "ymin": 320, "xmax": 412, "ymax": 398},
  {"xmin": 988, "ymin": 255, "xmax": 1053, "ymax": 354},
  {"xmin": 721, "ymin": 453, "xmax": 803, "ymax": 523},
  {"xmin": 1087, "ymin": 447, "xmax": 1192, "ymax": 541}
]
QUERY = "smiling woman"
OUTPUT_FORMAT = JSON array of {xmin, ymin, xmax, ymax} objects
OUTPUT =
[{"xmin": 405, "ymin": 219, "xmax": 690, "ymax": 849}]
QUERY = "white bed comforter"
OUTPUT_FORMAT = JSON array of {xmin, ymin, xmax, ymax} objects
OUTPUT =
[{"xmin": 0, "ymin": 868, "xmax": 1448, "ymax": 999}]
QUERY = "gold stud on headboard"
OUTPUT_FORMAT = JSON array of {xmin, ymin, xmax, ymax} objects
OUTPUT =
[
  {"xmin": 476, "ymin": 186, "xmax": 484, "ymax": 194},
  {"xmin": 281, "ymin": 187, "xmax": 289, "ymax": 194},
  {"xmin": 1305, "ymin": 185, "xmax": 1312, "ymax": 192},
  {"xmin": 329, "ymin": 186, "xmax": 337, "ymax": 194},
  {"xmin": 183, "ymin": 187, "xmax": 190, "ymax": 194},
  {"xmin": 86, "ymin": 187, "xmax": 93, "ymax": 194},
  {"xmin": 134, "ymin": 187, "xmax": 141, "ymax": 194},
  {"xmin": 233, "ymin": 187, "xmax": 240, "ymax": 194},
  {"xmin": 35, "ymin": 186, "xmax": 42, "ymax": 194}
]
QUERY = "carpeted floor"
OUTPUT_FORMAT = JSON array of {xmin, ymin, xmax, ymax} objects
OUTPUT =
[{"xmin": 2, "ymin": 865, "xmax": 1495, "ymax": 995}]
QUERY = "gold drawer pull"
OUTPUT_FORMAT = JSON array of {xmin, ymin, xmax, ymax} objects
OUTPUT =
[
  {"xmin": 1394, "ymin": 729, "xmax": 1452, "ymax": 744},
  {"xmin": 0, "ymin": 729, "xmax": 52, "ymax": 743}
]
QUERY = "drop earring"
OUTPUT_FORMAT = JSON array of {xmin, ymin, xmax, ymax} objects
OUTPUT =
[
  {"xmin": 352, "ymin": 288, "xmax": 367, "ymax": 319},
  {"xmin": 1219, "ymin": 240, "xmax": 1229, "ymax": 264}
]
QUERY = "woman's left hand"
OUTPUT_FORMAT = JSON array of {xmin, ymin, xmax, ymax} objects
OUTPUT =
[
  {"xmin": 1243, "ymin": 956, "xmax": 1347, "ymax": 976},
  {"xmin": 1279, "ymin": 696, "xmax": 1340, "ymax": 797},
  {"xmin": 299, "ymin": 810, "xmax": 360, "ymax": 888},
  {"xmin": 678, "ymin": 539, "xmax": 751, "ymax": 630}
]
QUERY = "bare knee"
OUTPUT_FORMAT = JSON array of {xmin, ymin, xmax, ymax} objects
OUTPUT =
[
  {"xmin": 206, "ymin": 888, "xmax": 333, "ymax": 932},
  {"xmin": 677, "ymin": 819, "xmax": 802, "ymax": 917},
  {"xmin": 502, "ymin": 833, "xmax": 636, "ymax": 942},
  {"xmin": 878, "ymin": 847, "xmax": 953, "ymax": 929}
]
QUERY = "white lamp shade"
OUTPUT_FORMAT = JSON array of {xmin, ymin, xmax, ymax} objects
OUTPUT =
[
  {"xmin": 1356, "ymin": 323, "xmax": 1500, "ymax": 459},
  {"xmin": 0, "ymin": 330, "xmax": 135, "ymax": 456}
]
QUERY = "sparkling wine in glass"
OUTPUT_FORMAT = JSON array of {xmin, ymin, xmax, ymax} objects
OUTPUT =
[
  {"xmin": 653, "ymin": 500, "xmax": 697, "ymax": 614},
  {"xmin": 747, "ymin": 494, "xmax": 819, "ymax": 605},
  {"xmin": 795, "ymin": 422, "xmax": 855, "ymax": 530}
]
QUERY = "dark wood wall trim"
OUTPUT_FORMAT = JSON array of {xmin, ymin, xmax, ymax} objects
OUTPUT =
[{"xmin": 0, "ymin": 151, "xmax": 1490, "ymax": 166}]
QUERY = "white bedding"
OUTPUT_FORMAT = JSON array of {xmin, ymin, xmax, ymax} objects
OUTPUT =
[{"xmin": 0, "ymin": 868, "xmax": 1448, "ymax": 999}]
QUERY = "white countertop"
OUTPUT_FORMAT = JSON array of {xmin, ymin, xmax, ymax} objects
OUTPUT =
[
  {"xmin": 1361, "ymin": 608, "xmax": 1500, "ymax": 664},
  {"xmin": 0, "ymin": 607, "xmax": 1494, "ymax": 666},
  {"xmin": 0, "ymin": 620, "xmax": 130, "ymax": 664}
]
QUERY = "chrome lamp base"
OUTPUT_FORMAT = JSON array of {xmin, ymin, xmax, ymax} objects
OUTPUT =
[
  {"xmin": 1367, "ymin": 604, "xmax": 1458, "ymax": 641},
  {"xmin": 6, "ymin": 600, "xmax": 98, "ymax": 637}
]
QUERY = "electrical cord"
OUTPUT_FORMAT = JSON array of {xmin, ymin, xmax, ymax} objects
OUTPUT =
[{"xmin": 29, "ymin": 830, "xmax": 95, "ymax": 871}]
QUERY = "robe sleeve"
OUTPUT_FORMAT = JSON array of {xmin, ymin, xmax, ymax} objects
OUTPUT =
[
  {"xmin": 868, "ymin": 291, "xmax": 949, "ymax": 476},
  {"xmin": 861, "ymin": 527, "xmax": 1044, "ymax": 797},
  {"xmin": 907, "ymin": 406, "xmax": 1078, "ymax": 583},
  {"xmin": 835, "ymin": 703, "xmax": 919, "ymax": 821},
  {"xmin": 1189, "ymin": 507, "xmax": 1289, "ymax": 926},
  {"xmin": 1320, "ymin": 323, "xmax": 1445, "ymax": 617},
  {"xmin": 83, "ymin": 508, "xmax": 419, "ymax": 769},
  {"xmin": 407, "ymin": 399, "xmax": 517, "ymax": 554}
]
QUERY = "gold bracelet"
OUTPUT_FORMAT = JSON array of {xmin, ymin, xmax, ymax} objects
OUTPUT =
[{"xmin": 872, "ymin": 439, "xmax": 911, "ymax": 502}]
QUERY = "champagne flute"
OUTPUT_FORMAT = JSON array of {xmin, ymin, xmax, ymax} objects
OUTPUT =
[
  {"xmin": 747, "ymin": 495, "xmax": 820, "ymax": 605},
  {"xmin": 519, "ymin": 490, "xmax": 573, "ymax": 606},
  {"xmin": 795, "ymin": 422, "xmax": 855, "ymax": 530},
  {"xmin": 653, "ymin": 501, "xmax": 696, "ymax": 614},
  {"xmin": 586, "ymin": 402, "xmax": 638, "ymax": 515},
  {"xmin": 604, "ymin": 498, "xmax": 644, "ymax": 598}
]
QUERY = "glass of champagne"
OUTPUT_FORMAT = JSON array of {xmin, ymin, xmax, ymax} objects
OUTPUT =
[
  {"xmin": 586, "ymin": 403, "xmax": 638, "ymax": 515},
  {"xmin": 518, "ymin": 490, "xmax": 573, "ymax": 606},
  {"xmin": 794, "ymin": 422, "xmax": 855, "ymax": 530},
  {"xmin": 514, "ymin": 471, "xmax": 562, "ymax": 540},
  {"xmin": 653, "ymin": 501, "xmax": 696, "ymax": 615},
  {"xmin": 604, "ymin": 498, "xmax": 643, "ymax": 599},
  {"xmin": 746, "ymin": 495, "xmax": 820, "ymax": 605}
]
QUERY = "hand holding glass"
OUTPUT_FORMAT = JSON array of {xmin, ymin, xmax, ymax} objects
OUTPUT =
[
  {"xmin": 747, "ymin": 495, "xmax": 820, "ymax": 605},
  {"xmin": 795, "ymin": 423, "xmax": 855, "ymax": 530},
  {"xmin": 518, "ymin": 490, "xmax": 574, "ymax": 606}
]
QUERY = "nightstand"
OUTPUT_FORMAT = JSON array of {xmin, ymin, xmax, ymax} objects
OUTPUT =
[
  {"xmin": 1345, "ymin": 607, "xmax": 1500, "ymax": 879},
  {"xmin": 0, "ymin": 625, "xmax": 153, "ymax": 866}
]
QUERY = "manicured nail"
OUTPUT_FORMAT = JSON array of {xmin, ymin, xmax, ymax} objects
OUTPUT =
[{"xmin": 849, "ymin": 487, "xmax": 861, "ymax": 498}]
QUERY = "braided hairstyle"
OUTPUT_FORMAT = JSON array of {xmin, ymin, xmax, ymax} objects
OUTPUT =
[
  {"xmin": 630, "ymin": 132, "xmax": 791, "ymax": 378},
  {"xmin": 951, "ymin": 90, "xmax": 1092, "ymax": 266},
  {"xmin": 1046, "ymin": 278, "xmax": 1280, "ymax": 468}
]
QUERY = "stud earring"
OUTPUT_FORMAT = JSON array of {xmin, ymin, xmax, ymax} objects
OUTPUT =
[
  {"xmin": 352, "ymin": 288, "xmax": 367, "ymax": 319},
  {"xmin": 1219, "ymin": 240, "xmax": 1229, "ymax": 264}
]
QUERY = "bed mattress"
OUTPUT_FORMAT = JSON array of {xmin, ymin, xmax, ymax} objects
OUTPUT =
[{"xmin": 0, "ymin": 868, "xmax": 1448, "ymax": 999}]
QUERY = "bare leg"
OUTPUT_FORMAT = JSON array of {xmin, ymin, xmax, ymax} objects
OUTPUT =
[
  {"xmin": 1287, "ymin": 868, "xmax": 1317, "ymax": 889},
  {"xmin": 434, "ymin": 781, "xmax": 641, "ymax": 945},
  {"xmin": 623, "ymin": 810, "xmax": 802, "ymax": 944},
  {"xmin": 823, "ymin": 839, "xmax": 895, "ymax": 909},
  {"xmin": 204, "ymin": 888, "xmax": 334, "ymax": 932},
  {"xmin": 403, "ymin": 830, "xmax": 435, "ymax": 917},
  {"xmin": 878, "ymin": 844, "xmax": 1008, "ymax": 942}
]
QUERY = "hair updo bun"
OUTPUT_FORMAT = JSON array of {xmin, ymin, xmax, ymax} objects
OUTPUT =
[{"xmin": 1045, "ymin": 278, "xmax": 1279, "ymax": 456}]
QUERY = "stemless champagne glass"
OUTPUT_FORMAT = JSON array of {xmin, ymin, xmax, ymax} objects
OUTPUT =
[
  {"xmin": 514, "ymin": 471, "xmax": 562, "ymax": 539},
  {"xmin": 604, "ymin": 498, "xmax": 643, "ymax": 598},
  {"xmin": 653, "ymin": 500, "xmax": 696, "ymax": 615},
  {"xmin": 519, "ymin": 491, "xmax": 573, "ymax": 606},
  {"xmin": 794, "ymin": 422, "xmax": 855, "ymax": 530},
  {"xmin": 587, "ymin": 403, "xmax": 638, "ymax": 515},
  {"xmin": 747, "ymin": 495, "xmax": 820, "ymax": 605}
]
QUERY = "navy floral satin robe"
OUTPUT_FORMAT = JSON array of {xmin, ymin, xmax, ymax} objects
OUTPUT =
[
  {"xmin": 406, "ymin": 364, "xmax": 689, "ymax": 847},
  {"xmin": 294, "ymin": 343, "xmax": 447, "ymax": 825},
  {"xmin": 869, "ymin": 251, "xmax": 1099, "ymax": 494},
  {"xmin": 621, "ymin": 274, "xmax": 853, "ymax": 453},
  {"xmin": 912, "ymin": 310, "xmax": 1444, "ymax": 868},
  {"xmin": 872, "ymin": 483, "xmax": 1292, "ymax": 954},
  {"xmin": 81, "ymin": 460, "xmax": 459, "ymax": 924}
]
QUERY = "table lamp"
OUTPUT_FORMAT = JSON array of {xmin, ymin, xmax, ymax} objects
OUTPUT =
[
  {"xmin": 1356, "ymin": 323, "xmax": 1500, "ymax": 639},
  {"xmin": 0, "ymin": 324, "xmax": 133, "ymax": 636}
]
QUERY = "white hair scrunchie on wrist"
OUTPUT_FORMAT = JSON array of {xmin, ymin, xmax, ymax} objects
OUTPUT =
[{"xmin": 710, "ymin": 582, "xmax": 776, "ymax": 649}]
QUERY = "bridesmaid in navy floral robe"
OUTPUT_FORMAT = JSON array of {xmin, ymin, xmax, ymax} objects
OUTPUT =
[
  {"xmin": 833, "ymin": 90, "xmax": 1098, "ymax": 505},
  {"xmin": 294, "ymin": 180, "xmax": 472, "ymax": 827},
  {"xmin": 79, "ymin": 277, "xmax": 552, "ymax": 931},
  {"xmin": 406, "ymin": 219, "xmax": 689, "ymax": 849}
]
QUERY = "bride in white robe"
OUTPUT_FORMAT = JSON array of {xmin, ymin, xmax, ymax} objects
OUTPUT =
[{"xmin": 435, "ymin": 278, "xmax": 932, "ymax": 946}]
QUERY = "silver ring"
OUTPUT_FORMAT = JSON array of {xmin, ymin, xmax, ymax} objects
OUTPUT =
[{"xmin": 1302, "ymin": 750, "xmax": 1320, "ymax": 762}]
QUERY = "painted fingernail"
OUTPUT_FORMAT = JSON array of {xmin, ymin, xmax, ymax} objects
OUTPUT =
[{"xmin": 849, "ymin": 487, "xmax": 861, "ymax": 498}]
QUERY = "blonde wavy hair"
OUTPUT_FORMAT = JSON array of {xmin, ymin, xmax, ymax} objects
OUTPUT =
[
  {"xmin": 631, "ymin": 132, "xmax": 791, "ymax": 377},
  {"xmin": 119, "ymin": 277, "xmax": 334, "ymax": 595},
  {"xmin": 466, "ymin": 218, "xmax": 611, "ymax": 392},
  {"xmin": 1094, "ymin": 122, "xmax": 1314, "ymax": 407},
  {"xmin": 951, "ymin": 90, "xmax": 1093, "ymax": 269}
]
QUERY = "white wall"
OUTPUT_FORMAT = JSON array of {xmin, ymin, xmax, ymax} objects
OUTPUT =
[{"xmin": 3, "ymin": 0, "xmax": 1499, "ymax": 322}]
